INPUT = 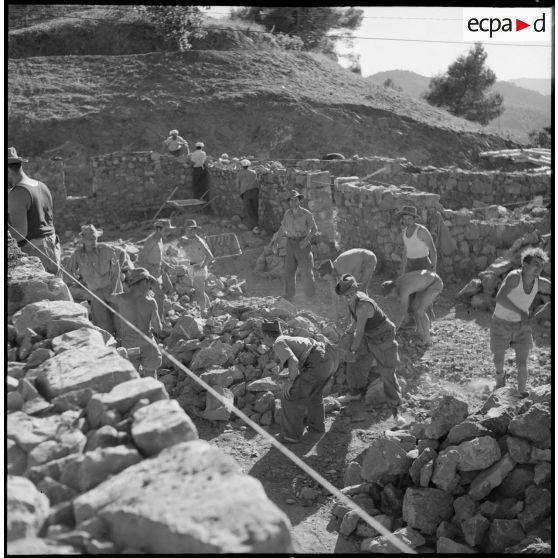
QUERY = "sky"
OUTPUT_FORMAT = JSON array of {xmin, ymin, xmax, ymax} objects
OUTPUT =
[{"xmin": 205, "ymin": 6, "xmax": 553, "ymax": 81}]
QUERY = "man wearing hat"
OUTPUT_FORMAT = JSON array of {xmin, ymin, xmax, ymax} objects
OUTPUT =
[
  {"xmin": 260, "ymin": 319, "xmax": 339, "ymax": 443},
  {"xmin": 163, "ymin": 129, "xmax": 189, "ymax": 157},
  {"xmin": 189, "ymin": 141, "xmax": 209, "ymax": 203},
  {"xmin": 318, "ymin": 248, "xmax": 378, "ymax": 318},
  {"xmin": 67, "ymin": 224, "xmax": 133, "ymax": 334},
  {"xmin": 137, "ymin": 219, "xmax": 180, "ymax": 318},
  {"xmin": 178, "ymin": 219, "xmax": 214, "ymax": 315},
  {"xmin": 7, "ymin": 147, "xmax": 62, "ymax": 275},
  {"xmin": 336, "ymin": 274, "xmax": 407, "ymax": 427},
  {"xmin": 109, "ymin": 267, "xmax": 164, "ymax": 379},
  {"xmin": 272, "ymin": 189, "xmax": 318, "ymax": 300},
  {"xmin": 236, "ymin": 158, "xmax": 261, "ymax": 233}
]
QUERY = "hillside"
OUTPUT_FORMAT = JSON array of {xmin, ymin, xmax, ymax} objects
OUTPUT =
[
  {"xmin": 8, "ymin": 8, "xmax": 518, "ymax": 192},
  {"xmin": 367, "ymin": 70, "xmax": 551, "ymax": 144},
  {"xmin": 510, "ymin": 77, "xmax": 551, "ymax": 96}
]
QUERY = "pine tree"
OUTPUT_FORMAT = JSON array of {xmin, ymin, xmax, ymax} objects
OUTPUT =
[{"xmin": 424, "ymin": 43, "xmax": 504, "ymax": 125}]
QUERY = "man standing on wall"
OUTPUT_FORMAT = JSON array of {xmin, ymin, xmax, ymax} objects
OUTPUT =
[
  {"xmin": 336, "ymin": 273, "xmax": 407, "ymax": 426},
  {"xmin": 272, "ymin": 189, "xmax": 318, "ymax": 301},
  {"xmin": 236, "ymin": 158, "xmax": 261, "ymax": 234},
  {"xmin": 163, "ymin": 129, "xmax": 189, "ymax": 157},
  {"xmin": 7, "ymin": 147, "xmax": 62, "ymax": 276},
  {"xmin": 67, "ymin": 224, "xmax": 133, "ymax": 335},
  {"xmin": 490, "ymin": 247, "xmax": 550, "ymax": 396},
  {"xmin": 189, "ymin": 141, "xmax": 209, "ymax": 203}
]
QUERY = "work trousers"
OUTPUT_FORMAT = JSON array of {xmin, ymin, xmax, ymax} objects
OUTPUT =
[
  {"xmin": 90, "ymin": 287, "xmax": 116, "ymax": 336},
  {"xmin": 346, "ymin": 319, "xmax": 402, "ymax": 407},
  {"xmin": 284, "ymin": 237, "xmax": 315, "ymax": 298},
  {"xmin": 280, "ymin": 343, "xmax": 337, "ymax": 440},
  {"xmin": 241, "ymin": 188, "xmax": 260, "ymax": 229},
  {"xmin": 192, "ymin": 166, "xmax": 209, "ymax": 207}
]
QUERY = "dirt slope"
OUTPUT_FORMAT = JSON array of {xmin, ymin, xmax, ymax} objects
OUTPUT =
[{"xmin": 8, "ymin": 49, "xmax": 517, "ymax": 193}]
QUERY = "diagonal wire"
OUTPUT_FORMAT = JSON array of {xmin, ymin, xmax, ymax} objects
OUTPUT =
[{"xmin": 8, "ymin": 224, "xmax": 416, "ymax": 554}]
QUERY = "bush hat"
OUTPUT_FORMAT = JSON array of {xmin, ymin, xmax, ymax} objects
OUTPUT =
[
  {"xmin": 262, "ymin": 319, "xmax": 283, "ymax": 335},
  {"xmin": 128, "ymin": 267, "xmax": 158, "ymax": 286},
  {"xmin": 195, "ymin": 142, "xmax": 205, "ymax": 148},
  {"xmin": 335, "ymin": 273, "xmax": 358, "ymax": 295},
  {"xmin": 169, "ymin": 129, "xmax": 179, "ymax": 135},
  {"xmin": 240, "ymin": 159, "xmax": 251, "ymax": 167},
  {"xmin": 8, "ymin": 147, "xmax": 28, "ymax": 164},
  {"xmin": 396, "ymin": 205, "xmax": 419, "ymax": 219},
  {"xmin": 318, "ymin": 259, "xmax": 335, "ymax": 277},
  {"xmin": 79, "ymin": 224, "xmax": 103, "ymax": 238},
  {"xmin": 287, "ymin": 189, "xmax": 304, "ymax": 201}
]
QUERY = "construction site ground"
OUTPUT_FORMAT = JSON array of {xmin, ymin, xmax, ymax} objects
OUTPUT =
[{"xmin": 111, "ymin": 214, "xmax": 551, "ymax": 554}]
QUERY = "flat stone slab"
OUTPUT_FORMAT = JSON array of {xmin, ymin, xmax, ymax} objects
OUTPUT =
[
  {"xmin": 51, "ymin": 327, "xmax": 106, "ymax": 353},
  {"xmin": 12, "ymin": 300, "xmax": 88, "ymax": 337},
  {"xmin": 35, "ymin": 346, "xmax": 139, "ymax": 400}
]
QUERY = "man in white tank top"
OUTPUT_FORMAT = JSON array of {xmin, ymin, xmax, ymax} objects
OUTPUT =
[{"xmin": 490, "ymin": 247, "xmax": 550, "ymax": 396}]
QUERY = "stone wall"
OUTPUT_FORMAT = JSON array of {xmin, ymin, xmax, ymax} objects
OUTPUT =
[
  {"xmin": 7, "ymin": 256, "xmax": 293, "ymax": 553},
  {"xmin": 382, "ymin": 168, "xmax": 551, "ymax": 210},
  {"xmin": 333, "ymin": 181, "xmax": 550, "ymax": 281}
]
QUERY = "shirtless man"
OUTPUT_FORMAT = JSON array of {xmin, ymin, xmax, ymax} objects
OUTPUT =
[
  {"xmin": 318, "ymin": 248, "xmax": 377, "ymax": 319},
  {"xmin": 109, "ymin": 267, "xmax": 163, "ymax": 378},
  {"xmin": 178, "ymin": 219, "xmax": 214, "ymax": 315},
  {"xmin": 381, "ymin": 270, "xmax": 444, "ymax": 346}
]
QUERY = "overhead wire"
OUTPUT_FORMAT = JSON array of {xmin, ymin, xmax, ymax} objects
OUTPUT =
[{"xmin": 7, "ymin": 223, "xmax": 416, "ymax": 554}]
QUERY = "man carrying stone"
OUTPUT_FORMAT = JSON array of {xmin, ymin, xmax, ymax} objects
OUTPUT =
[
  {"xmin": 336, "ymin": 274, "xmax": 406, "ymax": 426},
  {"xmin": 318, "ymin": 248, "xmax": 378, "ymax": 319},
  {"xmin": 236, "ymin": 158, "xmax": 261, "ymax": 233},
  {"xmin": 109, "ymin": 267, "xmax": 164, "ymax": 379},
  {"xmin": 381, "ymin": 270, "xmax": 444, "ymax": 347},
  {"xmin": 137, "ymin": 218, "xmax": 179, "ymax": 318},
  {"xmin": 163, "ymin": 129, "xmax": 189, "ymax": 157},
  {"xmin": 261, "ymin": 319, "xmax": 339, "ymax": 443},
  {"xmin": 490, "ymin": 247, "xmax": 550, "ymax": 397},
  {"xmin": 272, "ymin": 189, "xmax": 318, "ymax": 301},
  {"xmin": 67, "ymin": 224, "xmax": 133, "ymax": 335},
  {"xmin": 7, "ymin": 147, "xmax": 62, "ymax": 276},
  {"xmin": 178, "ymin": 219, "xmax": 214, "ymax": 315}
]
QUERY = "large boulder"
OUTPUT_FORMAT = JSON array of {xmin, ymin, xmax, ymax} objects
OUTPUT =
[
  {"xmin": 361, "ymin": 438, "xmax": 412, "ymax": 483},
  {"xmin": 35, "ymin": 346, "xmax": 138, "ymax": 401},
  {"xmin": 431, "ymin": 449, "xmax": 460, "ymax": 492},
  {"xmin": 131, "ymin": 399, "xmax": 198, "ymax": 456},
  {"xmin": 73, "ymin": 440, "xmax": 293, "ymax": 553},
  {"xmin": 507, "ymin": 404, "xmax": 551, "ymax": 444},
  {"xmin": 202, "ymin": 386, "xmax": 235, "ymax": 421},
  {"xmin": 12, "ymin": 300, "xmax": 87, "ymax": 337},
  {"xmin": 50, "ymin": 327, "xmax": 105, "ymax": 353},
  {"xmin": 455, "ymin": 436, "xmax": 501, "ymax": 471},
  {"xmin": 517, "ymin": 486, "xmax": 551, "ymax": 532},
  {"xmin": 8, "ymin": 258, "xmax": 73, "ymax": 315},
  {"xmin": 413, "ymin": 396, "xmax": 469, "ymax": 440},
  {"xmin": 190, "ymin": 341, "xmax": 234, "ymax": 371},
  {"xmin": 7, "ymin": 475, "xmax": 50, "ymax": 541},
  {"xmin": 468, "ymin": 454, "xmax": 516, "ymax": 501},
  {"xmin": 402, "ymin": 488, "xmax": 454, "ymax": 535}
]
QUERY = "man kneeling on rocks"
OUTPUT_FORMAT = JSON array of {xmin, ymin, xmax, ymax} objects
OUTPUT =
[
  {"xmin": 381, "ymin": 269, "xmax": 443, "ymax": 347},
  {"xmin": 261, "ymin": 319, "xmax": 339, "ymax": 444},
  {"xmin": 109, "ymin": 267, "xmax": 164, "ymax": 379},
  {"xmin": 336, "ymin": 274, "xmax": 407, "ymax": 427}
]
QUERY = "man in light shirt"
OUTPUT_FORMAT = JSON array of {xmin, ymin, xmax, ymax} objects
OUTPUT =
[
  {"xmin": 163, "ymin": 129, "xmax": 189, "ymax": 157},
  {"xmin": 272, "ymin": 189, "xmax": 318, "ymax": 301},
  {"xmin": 490, "ymin": 247, "xmax": 550, "ymax": 397},
  {"xmin": 235, "ymin": 158, "xmax": 260, "ymax": 233},
  {"xmin": 261, "ymin": 319, "xmax": 339, "ymax": 443}
]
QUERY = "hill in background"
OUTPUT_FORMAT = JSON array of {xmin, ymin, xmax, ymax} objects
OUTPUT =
[
  {"xmin": 8, "ymin": 5, "xmax": 517, "ymax": 193},
  {"xmin": 366, "ymin": 70, "xmax": 551, "ymax": 144}
]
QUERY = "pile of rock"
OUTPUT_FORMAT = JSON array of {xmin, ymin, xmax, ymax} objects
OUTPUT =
[
  {"xmin": 457, "ymin": 230, "xmax": 551, "ymax": 318},
  {"xmin": 331, "ymin": 389, "xmax": 551, "ymax": 553},
  {"xmin": 7, "ymin": 257, "xmax": 293, "ymax": 553},
  {"xmin": 160, "ymin": 297, "xmax": 343, "ymax": 426}
]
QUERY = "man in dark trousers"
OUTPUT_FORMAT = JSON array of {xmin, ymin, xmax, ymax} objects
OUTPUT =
[
  {"xmin": 236, "ymin": 158, "xmax": 261, "ymax": 233},
  {"xmin": 261, "ymin": 319, "xmax": 339, "ymax": 443},
  {"xmin": 7, "ymin": 147, "xmax": 61, "ymax": 275},
  {"xmin": 272, "ymin": 189, "xmax": 318, "ymax": 301},
  {"xmin": 336, "ymin": 273, "xmax": 407, "ymax": 427},
  {"xmin": 189, "ymin": 141, "xmax": 208, "ymax": 202}
]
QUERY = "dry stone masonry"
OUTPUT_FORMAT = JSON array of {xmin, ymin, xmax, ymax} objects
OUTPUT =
[
  {"xmin": 331, "ymin": 390, "xmax": 551, "ymax": 553},
  {"xmin": 7, "ymin": 255, "xmax": 293, "ymax": 553}
]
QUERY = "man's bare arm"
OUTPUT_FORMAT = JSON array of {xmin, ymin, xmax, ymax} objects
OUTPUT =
[{"xmin": 419, "ymin": 227, "xmax": 437, "ymax": 270}]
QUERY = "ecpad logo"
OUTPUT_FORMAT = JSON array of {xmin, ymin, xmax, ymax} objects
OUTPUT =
[{"xmin": 463, "ymin": 8, "xmax": 551, "ymax": 42}]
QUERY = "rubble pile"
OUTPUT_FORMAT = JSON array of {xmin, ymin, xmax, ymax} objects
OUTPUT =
[
  {"xmin": 160, "ymin": 297, "xmax": 346, "ymax": 426},
  {"xmin": 456, "ymin": 230, "xmax": 551, "ymax": 320},
  {"xmin": 331, "ymin": 389, "xmax": 551, "ymax": 553},
  {"xmin": 6, "ymin": 257, "xmax": 293, "ymax": 553}
]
